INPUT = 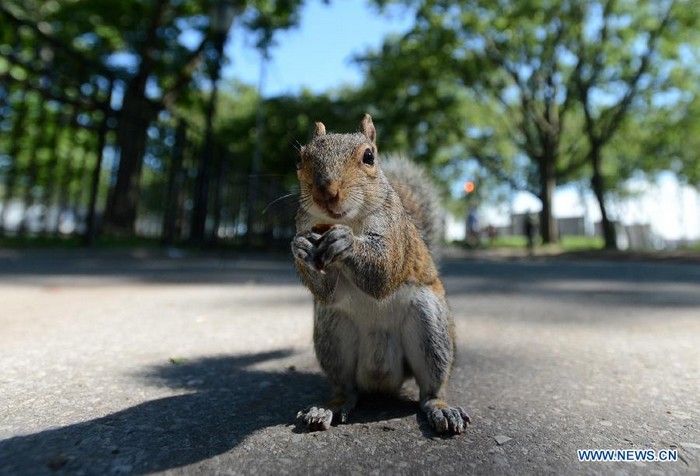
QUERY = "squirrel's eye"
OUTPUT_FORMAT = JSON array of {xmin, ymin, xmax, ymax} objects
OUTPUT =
[{"xmin": 362, "ymin": 148, "xmax": 374, "ymax": 166}]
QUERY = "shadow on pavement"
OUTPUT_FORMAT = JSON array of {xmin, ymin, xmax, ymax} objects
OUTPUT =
[
  {"xmin": 0, "ymin": 249, "xmax": 300, "ymax": 286},
  {"xmin": 442, "ymin": 258, "xmax": 700, "ymax": 286},
  {"xmin": 1, "ymin": 346, "xmax": 451, "ymax": 474},
  {"xmin": 0, "ymin": 350, "xmax": 325, "ymax": 474},
  {"xmin": 442, "ymin": 259, "xmax": 700, "ymax": 309},
  {"xmin": 2, "ymin": 248, "xmax": 698, "ymax": 287}
]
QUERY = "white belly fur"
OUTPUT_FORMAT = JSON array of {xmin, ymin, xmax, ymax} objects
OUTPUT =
[{"xmin": 329, "ymin": 269, "xmax": 429, "ymax": 394}]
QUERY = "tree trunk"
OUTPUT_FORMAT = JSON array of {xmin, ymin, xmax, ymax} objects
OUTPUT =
[
  {"xmin": 590, "ymin": 147, "xmax": 617, "ymax": 249},
  {"xmin": 103, "ymin": 0, "xmax": 168, "ymax": 235},
  {"xmin": 161, "ymin": 120, "xmax": 186, "ymax": 245},
  {"xmin": 104, "ymin": 85, "xmax": 154, "ymax": 233},
  {"xmin": 538, "ymin": 156, "xmax": 558, "ymax": 244}
]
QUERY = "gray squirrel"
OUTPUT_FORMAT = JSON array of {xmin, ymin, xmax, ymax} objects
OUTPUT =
[{"xmin": 291, "ymin": 114, "xmax": 470, "ymax": 435}]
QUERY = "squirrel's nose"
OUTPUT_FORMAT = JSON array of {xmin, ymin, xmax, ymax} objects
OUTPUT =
[{"xmin": 312, "ymin": 182, "xmax": 341, "ymax": 208}]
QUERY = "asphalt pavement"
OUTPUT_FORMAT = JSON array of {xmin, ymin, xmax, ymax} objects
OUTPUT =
[{"xmin": 0, "ymin": 248, "xmax": 699, "ymax": 475}]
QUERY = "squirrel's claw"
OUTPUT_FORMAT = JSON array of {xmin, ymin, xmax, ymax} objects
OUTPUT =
[
  {"xmin": 422, "ymin": 399, "xmax": 471, "ymax": 436},
  {"xmin": 315, "ymin": 225, "xmax": 354, "ymax": 269},
  {"xmin": 426, "ymin": 406, "xmax": 471, "ymax": 435},
  {"xmin": 297, "ymin": 406, "xmax": 333, "ymax": 431},
  {"xmin": 297, "ymin": 394, "xmax": 356, "ymax": 431},
  {"xmin": 291, "ymin": 232, "xmax": 322, "ymax": 270}
]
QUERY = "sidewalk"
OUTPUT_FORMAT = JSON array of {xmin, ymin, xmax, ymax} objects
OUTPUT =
[{"xmin": 1, "ymin": 250, "xmax": 698, "ymax": 474}]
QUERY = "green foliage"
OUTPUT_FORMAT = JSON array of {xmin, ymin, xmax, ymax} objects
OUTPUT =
[
  {"xmin": 0, "ymin": 86, "xmax": 104, "ymax": 208},
  {"xmin": 212, "ymin": 80, "xmax": 463, "ymax": 201},
  {"xmin": 356, "ymin": 30, "xmax": 473, "ymax": 167},
  {"xmin": 570, "ymin": 0, "xmax": 700, "ymax": 177},
  {"xmin": 213, "ymin": 82, "xmax": 367, "ymax": 188},
  {"xmin": 630, "ymin": 92, "xmax": 700, "ymax": 187},
  {"xmin": 3, "ymin": 0, "xmax": 700, "ymax": 243},
  {"xmin": 362, "ymin": 0, "xmax": 700, "ymax": 191},
  {"xmin": 1, "ymin": 0, "xmax": 312, "ymax": 235},
  {"xmin": 3, "ymin": 0, "xmax": 308, "ymax": 81}
]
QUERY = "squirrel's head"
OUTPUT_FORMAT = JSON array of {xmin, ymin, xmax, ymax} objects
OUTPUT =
[{"xmin": 297, "ymin": 114, "xmax": 385, "ymax": 222}]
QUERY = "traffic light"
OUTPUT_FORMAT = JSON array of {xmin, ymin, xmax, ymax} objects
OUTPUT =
[{"xmin": 464, "ymin": 181, "xmax": 475, "ymax": 194}]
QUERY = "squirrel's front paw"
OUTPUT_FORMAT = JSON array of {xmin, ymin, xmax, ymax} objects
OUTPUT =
[
  {"xmin": 315, "ymin": 225, "xmax": 354, "ymax": 269},
  {"xmin": 291, "ymin": 231, "xmax": 323, "ymax": 270}
]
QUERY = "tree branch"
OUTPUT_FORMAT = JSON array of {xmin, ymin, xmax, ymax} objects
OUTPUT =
[
  {"xmin": 468, "ymin": 147, "xmax": 528, "ymax": 192},
  {"xmin": 132, "ymin": 0, "xmax": 171, "ymax": 90},
  {"xmin": 599, "ymin": 0, "xmax": 676, "ymax": 144},
  {"xmin": 484, "ymin": 35, "xmax": 552, "ymax": 153},
  {"xmin": 161, "ymin": 36, "xmax": 210, "ymax": 110},
  {"xmin": 563, "ymin": 0, "xmax": 616, "ymax": 116}
]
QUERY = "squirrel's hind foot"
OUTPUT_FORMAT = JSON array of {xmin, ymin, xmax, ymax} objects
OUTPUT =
[
  {"xmin": 422, "ymin": 399, "xmax": 471, "ymax": 435},
  {"xmin": 296, "ymin": 395, "xmax": 356, "ymax": 432},
  {"xmin": 296, "ymin": 406, "xmax": 334, "ymax": 431}
]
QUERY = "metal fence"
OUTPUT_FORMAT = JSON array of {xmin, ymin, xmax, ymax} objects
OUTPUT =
[{"xmin": 0, "ymin": 6, "xmax": 296, "ymax": 248}]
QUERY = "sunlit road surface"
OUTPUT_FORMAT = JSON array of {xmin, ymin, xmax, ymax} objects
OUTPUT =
[{"xmin": 1, "ymin": 249, "xmax": 698, "ymax": 475}]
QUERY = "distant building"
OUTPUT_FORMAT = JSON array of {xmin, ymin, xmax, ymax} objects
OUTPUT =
[{"xmin": 447, "ymin": 211, "xmax": 669, "ymax": 249}]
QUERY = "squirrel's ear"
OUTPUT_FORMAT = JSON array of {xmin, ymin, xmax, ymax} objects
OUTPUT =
[
  {"xmin": 359, "ymin": 114, "xmax": 376, "ymax": 144},
  {"xmin": 313, "ymin": 122, "xmax": 326, "ymax": 137}
]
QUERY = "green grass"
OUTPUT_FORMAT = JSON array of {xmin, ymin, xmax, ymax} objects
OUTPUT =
[
  {"xmin": 680, "ymin": 241, "xmax": 700, "ymax": 252},
  {"xmin": 486, "ymin": 235, "xmax": 604, "ymax": 251},
  {"xmin": 488, "ymin": 235, "xmax": 528, "ymax": 248},
  {"xmin": 455, "ymin": 234, "xmax": 605, "ymax": 252},
  {"xmin": 558, "ymin": 235, "xmax": 605, "ymax": 251}
]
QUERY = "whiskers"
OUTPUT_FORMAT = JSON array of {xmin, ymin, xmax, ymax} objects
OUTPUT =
[
  {"xmin": 259, "ymin": 135, "xmax": 306, "ymax": 216},
  {"xmin": 296, "ymin": 191, "xmax": 315, "ymax": 216},
  {"xmin": 263, "ymin": 189, "xmax": 301, "ymax": 215}
]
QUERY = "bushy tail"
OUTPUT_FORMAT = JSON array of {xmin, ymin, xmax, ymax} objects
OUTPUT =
[{"xmin": 382, "ymin": 155, "xmax": 443, "ymax": 255}]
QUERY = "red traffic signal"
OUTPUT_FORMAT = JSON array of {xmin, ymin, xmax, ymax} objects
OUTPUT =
[{"xmin": 464, "ymin": 181, "xmax": 475, "ymax": 194}]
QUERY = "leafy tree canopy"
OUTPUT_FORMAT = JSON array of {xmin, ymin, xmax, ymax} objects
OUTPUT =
[{"xmin": 358, "ymin": 0, "xmax": 700, "ymax": 244}]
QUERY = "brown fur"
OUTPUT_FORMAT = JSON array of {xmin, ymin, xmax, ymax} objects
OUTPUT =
[{"xmin": 292, "ymin": 115, "xmax": 469, "ymax": 435}]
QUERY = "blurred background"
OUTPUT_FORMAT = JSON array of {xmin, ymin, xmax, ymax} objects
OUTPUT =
[{"xmin": 0, "ymin": 0, "xmax": 698, "ymax": 252}]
